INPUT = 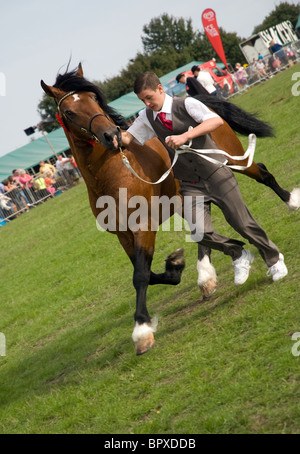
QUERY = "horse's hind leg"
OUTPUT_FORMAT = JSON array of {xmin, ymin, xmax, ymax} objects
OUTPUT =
[
  {"xmin": 197, "ymin": 244, "xmax": 217, "ymax": 299},
  {"xmin": 193, "ymin": 202, "xmax": 217, "ymax": 299},
  {"xmin": 256, "ymin": 163, "xmax": 300, "ymax": 210},
  {"xmin": 241, "ymin": 162, "xmax": 300, "ymax": 210}
]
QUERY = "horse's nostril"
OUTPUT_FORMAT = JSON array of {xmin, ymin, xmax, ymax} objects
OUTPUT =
[{"xmin": 104, "ymin": 132, "xmax": 112, "ymax": 143}]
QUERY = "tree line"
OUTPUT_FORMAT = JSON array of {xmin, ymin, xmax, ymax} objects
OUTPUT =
[{"xmin": 38, "ymin": 2, "xmax": 299, "ymax": 132}]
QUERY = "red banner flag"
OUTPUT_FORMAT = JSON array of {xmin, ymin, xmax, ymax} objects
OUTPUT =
[{"xmin": 202, "ymin": 8, "xmax": 228, "ymax": 69}]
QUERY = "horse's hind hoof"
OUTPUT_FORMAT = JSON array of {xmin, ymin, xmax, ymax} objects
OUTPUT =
[
  {"xmin": 286, "ymin": 188, "xmax": 300, "ymax": 211},
  {"xmin": 134, "ymin": 333, "xmax": 155, "ymax": 355},
  {"xmin": 200, "ymin": 278, "xmax": 217, "ymax": 299}
]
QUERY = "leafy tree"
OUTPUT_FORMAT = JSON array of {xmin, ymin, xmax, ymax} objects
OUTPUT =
[
  {"xmin": 95, "ymin": 15, "xmax": 247, "ymax": 103},
  {"xmin": 94, "ymin": 48, "xmax": 194, "ymax": 103},
  {"xmin": 252, "ymin": 1, "xmax": 300, "ymax": 34},
  {"xmin": 37, "ymin": 95, "xmax": 59, "ymax": 132},
  {"xmin": 142, "ymin": 14, "xmax": 195, "ymax": 54}
]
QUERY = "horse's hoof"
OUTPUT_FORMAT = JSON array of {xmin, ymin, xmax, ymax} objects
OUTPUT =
[
  {"xmin": 200, "ymin": 278, "xmax": 217, "ymax": 299},
  {"xmin": 166, "ymin": 248, "xmax": 185, "ymax": 267},
  {"xmin": 286, "ymin": 188, "xmax": 300, "ymax": 211},
  {"xmin": 134, "ymin": 333, "xmax": 155, "ymax": 355}
]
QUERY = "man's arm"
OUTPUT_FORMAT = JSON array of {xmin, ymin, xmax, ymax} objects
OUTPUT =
[{"xmin": 165, "ymin": 116, "xmax": 223, "ymax": 149}]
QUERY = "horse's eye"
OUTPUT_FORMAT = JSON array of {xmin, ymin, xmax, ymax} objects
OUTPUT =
[{"xmin": 65, "ymin": 110, "xmax": 75, "ymax": 117}]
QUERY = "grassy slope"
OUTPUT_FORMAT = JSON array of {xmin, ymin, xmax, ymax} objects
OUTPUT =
[{"xmin": 0, "ymin": 64, "xmax": 299, "ymax": 434}]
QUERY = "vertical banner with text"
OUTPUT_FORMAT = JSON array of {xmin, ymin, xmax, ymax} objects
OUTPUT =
[{"xmin": 202, "ymin": 8, "xmax": 229, "ymax": 69}]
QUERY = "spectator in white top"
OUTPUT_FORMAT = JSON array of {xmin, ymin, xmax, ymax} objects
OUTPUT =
[
  {"xmin": 194, "ymin": 66, "xmax": 217, "ymax": 96},
  {"xmin": 255, "ymin": 56, "xmax": 269, "ymax": 79},
  {"xmin": 55, "ymin": 154, "xmax": 79, "ymax": 184}
]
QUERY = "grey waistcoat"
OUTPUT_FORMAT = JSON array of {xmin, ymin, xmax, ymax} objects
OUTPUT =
[{"xmin": 146, "ymin": 97, "xmax": 226, "ymax": 181}]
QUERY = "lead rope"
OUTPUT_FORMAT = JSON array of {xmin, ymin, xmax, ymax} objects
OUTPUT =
[
  {"xmin": 119, "ymin": 131, "xmax": 257, "ymax": 185},
  {"xmin": 119, "ymin": 147, "xmax": 181, "ymax": 185}
]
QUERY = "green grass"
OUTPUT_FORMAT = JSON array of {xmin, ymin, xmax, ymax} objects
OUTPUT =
[{"xmin": 0, "ymin": 64, "xmax": 300, "ymax": 434}]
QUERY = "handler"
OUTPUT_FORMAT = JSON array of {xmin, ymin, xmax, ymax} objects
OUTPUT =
[{"xmin": 121, "ymin": 72, "xmax": 288, "ymax": 286}]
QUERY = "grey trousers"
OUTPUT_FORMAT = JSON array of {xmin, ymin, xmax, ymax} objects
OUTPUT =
[{"xmin": 179, "ymin": 166, "xmax": 280, "ymax": 267}]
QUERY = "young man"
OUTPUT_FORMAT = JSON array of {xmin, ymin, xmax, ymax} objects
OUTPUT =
[{"xmin": 121, "ymin": 72, "xmax": 288, "ymax": 286}]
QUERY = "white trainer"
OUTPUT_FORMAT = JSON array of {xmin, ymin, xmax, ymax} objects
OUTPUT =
[
  {"xmin": 267, "ymin": 253, "xmax": 288, "ymax": 281},
  {"xmin": 233, "ymin": 249, "xmax": 254, "ymax": 285}
]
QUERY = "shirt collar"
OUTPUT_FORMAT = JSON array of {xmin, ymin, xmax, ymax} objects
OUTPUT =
[{"xmin": 153, "ymin": 94, "xmax": 173, "ymax": 119}]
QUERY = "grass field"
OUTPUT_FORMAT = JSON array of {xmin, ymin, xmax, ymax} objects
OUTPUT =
[{"xmin": 0, "ymin": 64, "xmax": 300, "ymax": 434}]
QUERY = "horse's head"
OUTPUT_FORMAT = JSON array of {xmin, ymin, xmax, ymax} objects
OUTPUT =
[{"xmin": 41, "ymin": 64, "xmax": 126, "ymax": 150}]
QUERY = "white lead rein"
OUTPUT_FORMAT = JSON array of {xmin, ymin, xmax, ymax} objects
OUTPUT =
[{"xmin": 120, "ymin": 131, "xmax": 257, "ymax": 185}]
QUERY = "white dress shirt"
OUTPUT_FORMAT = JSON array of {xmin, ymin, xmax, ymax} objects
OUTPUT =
[{"xmin": 127, "ymin": 94, "xmax": 219, "ymax": 145}]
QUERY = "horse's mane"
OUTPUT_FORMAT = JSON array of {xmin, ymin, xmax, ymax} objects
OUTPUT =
[{"xmin": 54, "ymin": 65, "xmax": 129, "ymax": 130}]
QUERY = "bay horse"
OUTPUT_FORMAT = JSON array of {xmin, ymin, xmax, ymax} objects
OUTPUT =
[{"xmin": 41, "ymin": 63, "xmax": 299, "ymax": 355}]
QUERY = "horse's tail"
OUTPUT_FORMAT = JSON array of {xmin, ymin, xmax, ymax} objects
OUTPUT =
[{"xmin": 194, "ymin": 94, "xmax": 274, "ymax": 138}]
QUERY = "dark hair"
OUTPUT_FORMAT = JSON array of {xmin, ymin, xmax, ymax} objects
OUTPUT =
[
  {"xmin": 191, "ymin": 65, "xmax": 200, "ymax": 73},
  {"xmin": 175, "ymin": 73, "xmax": 185, "ymax": 83},
  {"xmin": 134, "ymin": 72, "xmax": 161, "ymax": 94}
]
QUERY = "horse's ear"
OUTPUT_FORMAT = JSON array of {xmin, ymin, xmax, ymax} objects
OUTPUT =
[
  {"xmin": 76, "ymin": 63, "xmax": 84, "ymax": 78},
  {"xmin": 41, "ymin": 81, "xmax": 61, "ymax": 99}
]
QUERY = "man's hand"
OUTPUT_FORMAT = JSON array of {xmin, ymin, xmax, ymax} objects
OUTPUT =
[
  {"xmin": 165, "ymin": 117, "xmax": 223, "ymax": 149},
  {"xmin": 165, "ymin": 133, "xmax": 190, "ymax": 149},
  {"xmin": 121, "ymin": 131, "xmax": 134, "ymax": 147}
]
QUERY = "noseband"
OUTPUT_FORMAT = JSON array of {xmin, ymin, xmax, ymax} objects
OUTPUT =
[{"xmin": 56, "ymin": 90, "xmax": 112, "ymax": 144}]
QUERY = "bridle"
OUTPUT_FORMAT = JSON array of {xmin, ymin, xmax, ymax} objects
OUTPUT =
[{"xmin": 56, "ymin": 90, "xmax": 114, "ymax": 144}]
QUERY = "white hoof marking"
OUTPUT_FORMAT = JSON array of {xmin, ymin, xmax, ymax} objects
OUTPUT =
[
  {"xmin": 197, "ymin": 256, "xmax": 217, "ymax": 287},
  {"xmin": 132, "ymin": 316, "xmax": 158, "ymax": 343}
]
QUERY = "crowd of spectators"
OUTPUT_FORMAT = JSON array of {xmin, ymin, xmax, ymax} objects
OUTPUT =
[
  {"xmin": 0, "ymin": 153, "xmax": 81, "ymax": 224},
  {"xmin": 174, "ymin": 40, "xmax": 299, "ymax": 102},
  {"xmin": 233, "ymin": 40, "xmax": 299, "ymax": 91}
]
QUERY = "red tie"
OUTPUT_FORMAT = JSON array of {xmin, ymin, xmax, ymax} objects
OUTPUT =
[{"xmin": 157, "ymin": 112, "xmax": 173, "ymax": 131}]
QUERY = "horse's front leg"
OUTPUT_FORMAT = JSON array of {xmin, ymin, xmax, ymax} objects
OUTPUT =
[
  {"xmin": 149, "ymin": 248, "xmax": 185, "ymax": 285},
  {"xmin": 131, "ymin": 231, "xmax": 158, "ymax": 355},
  {"xmin": 118, "ymin": 231, "xmax": 157, "ymax": 355},
  {"xmin": 132, "ymin": 240, "xmax": 157, "ymax": 355}
]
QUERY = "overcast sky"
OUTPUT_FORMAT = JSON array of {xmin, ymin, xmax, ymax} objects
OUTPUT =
[{"xmin": 0, "ymin": 0, "xmax": 293, "ymax": 158}]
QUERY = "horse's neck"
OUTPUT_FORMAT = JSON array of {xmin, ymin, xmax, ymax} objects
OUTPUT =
[{"xmin": 70, "ymin": 139, "xmax": 107, "ymax": 192}]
